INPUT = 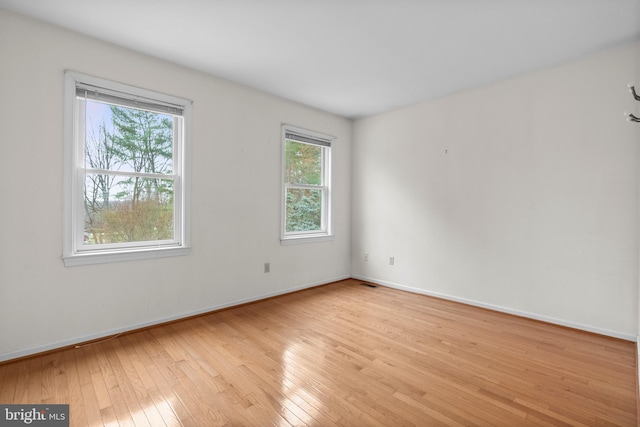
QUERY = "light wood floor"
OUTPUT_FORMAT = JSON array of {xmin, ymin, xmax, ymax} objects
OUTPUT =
[{"xmin": 0, "ymin": 279, "xmax": 637, "ymax": 426}]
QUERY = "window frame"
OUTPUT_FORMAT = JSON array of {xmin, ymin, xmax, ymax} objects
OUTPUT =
[
  {"xmin": 63, "ymin": 70, "xmax": 191, "ymax": 266},
  {"xmin": 281, "ymin": 125, "xmax": 334, "ymax": 244}
]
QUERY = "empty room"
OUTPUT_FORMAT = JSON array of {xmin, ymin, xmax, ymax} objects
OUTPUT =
[{"xmin": 1, "ymin": 1, "xmax": 640, "ymax": 425}]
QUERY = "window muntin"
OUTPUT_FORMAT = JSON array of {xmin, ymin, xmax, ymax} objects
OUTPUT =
[
  {"xmin": 64, "ymin": 71, "xmax": 190, "ymax": 265},
  {"xmin": 282, "ymin": 126, "xmax": 333, "ymax": 242}
]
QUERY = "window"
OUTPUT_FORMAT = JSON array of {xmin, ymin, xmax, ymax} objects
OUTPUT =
[
  {"xmin": 63, "ymin": 71, "xmax": 191, "ymax": 266},
  {"xmin": 281, "ymin": 125, "xmax": 333, "ymax": 243}
]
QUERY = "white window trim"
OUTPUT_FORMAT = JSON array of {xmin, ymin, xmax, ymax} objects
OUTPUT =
[
  {"xmin": 63, "ymin": 70, "xmax": 191, "ymax": 266},
  {"xmin": 281, "ymin": 125, "xmax": 334, "ymax": 244}
]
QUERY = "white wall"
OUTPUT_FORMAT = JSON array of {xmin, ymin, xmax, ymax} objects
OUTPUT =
[
  {"xmin": 0, "ymin": 9, "xmax": 352, "ymax": 361},
  {"xmin": 352, "ymin": 43, "xmax": 640, "ymax": 339}
]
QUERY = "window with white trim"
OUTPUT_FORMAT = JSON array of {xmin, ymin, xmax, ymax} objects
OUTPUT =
[
  {"xmin": 281, "ymin": 125, "xmax": 333, "ymax": 243},
  {"xmin": 63, "ymin": 71, "xmax": 191, "ymax": 266}
]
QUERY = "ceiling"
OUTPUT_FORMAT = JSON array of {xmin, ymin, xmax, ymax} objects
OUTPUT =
[{"xmin": 1, "ymin": 0, "xmax": 639, "ymax": 119}]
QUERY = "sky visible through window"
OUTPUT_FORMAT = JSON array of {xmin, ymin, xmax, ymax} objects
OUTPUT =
[{"xmin": 86, "ymin": 100, "xmax": 112, "ymax": 128}]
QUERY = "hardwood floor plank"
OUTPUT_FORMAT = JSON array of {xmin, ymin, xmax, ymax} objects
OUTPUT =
[
  {"xmin": 74, "ymin": 348, "xmax": 106, "ymax": 427},
  {"xmin": 62, "ymin": 351, "xmax": 88, "ymax": 427},
  {"xmin": 132, "ymin": 334, "xmax": 193, "ymax": 425},
  {"xmin": 11, "ymin": 357, "xmax": 30, "ymax": 403},
  {"xmin": 25, "ymin": 356, "xmax": 43, "ymax": 404},
  {"xmin": 0, "ymin": 279, "xmax": 636, "ymax": 426}
]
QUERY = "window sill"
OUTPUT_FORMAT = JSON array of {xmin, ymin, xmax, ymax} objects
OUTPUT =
[
  {"xmin": 63, "ymin": 246, "xmax": 190, "ymax": 267},
  {"xmin": 280, "ymin": 234, "xmax": 334, "ymax": 245}
]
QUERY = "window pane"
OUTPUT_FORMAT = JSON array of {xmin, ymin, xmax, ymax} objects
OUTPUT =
[
  {"xmin": 285, "ymin": 140, "xmax": 322, "ymax": 185},
  {"xmin": 84, "ymin": 100, "xmax": 174, "ymax": 175},
  {"xmin": 84, "ymin": 174, "xmax": 174, "ymax": 244},
  {"xmin": 286, "ymin": 188, "xmax": 322, "ymax": 232}
]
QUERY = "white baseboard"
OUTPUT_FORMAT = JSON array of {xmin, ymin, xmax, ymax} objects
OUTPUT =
[
  {"xmin": 0, "ymin": 275, "xmax": 350, "ymax": 363},
  {"xmin": 352, "ymin": 275, "xmax": 637, "ymax": 342}
]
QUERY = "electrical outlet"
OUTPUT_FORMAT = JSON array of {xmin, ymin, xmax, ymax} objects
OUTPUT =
[
  {"xmin": 389, "ymin": 256, "xmax": 395, "ymax": 265},
  {"xmin": 364, "ymin": 253, "xmax": 369, "ymax": 262},
  {"xmin": 264, "ymin": 262, "xmax": 270, "ymax": 273}
]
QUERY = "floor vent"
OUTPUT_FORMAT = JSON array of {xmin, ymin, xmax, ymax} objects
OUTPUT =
[{"xmin": 360, "ymin": 282, "xmax": 378, "ymax": 288}]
